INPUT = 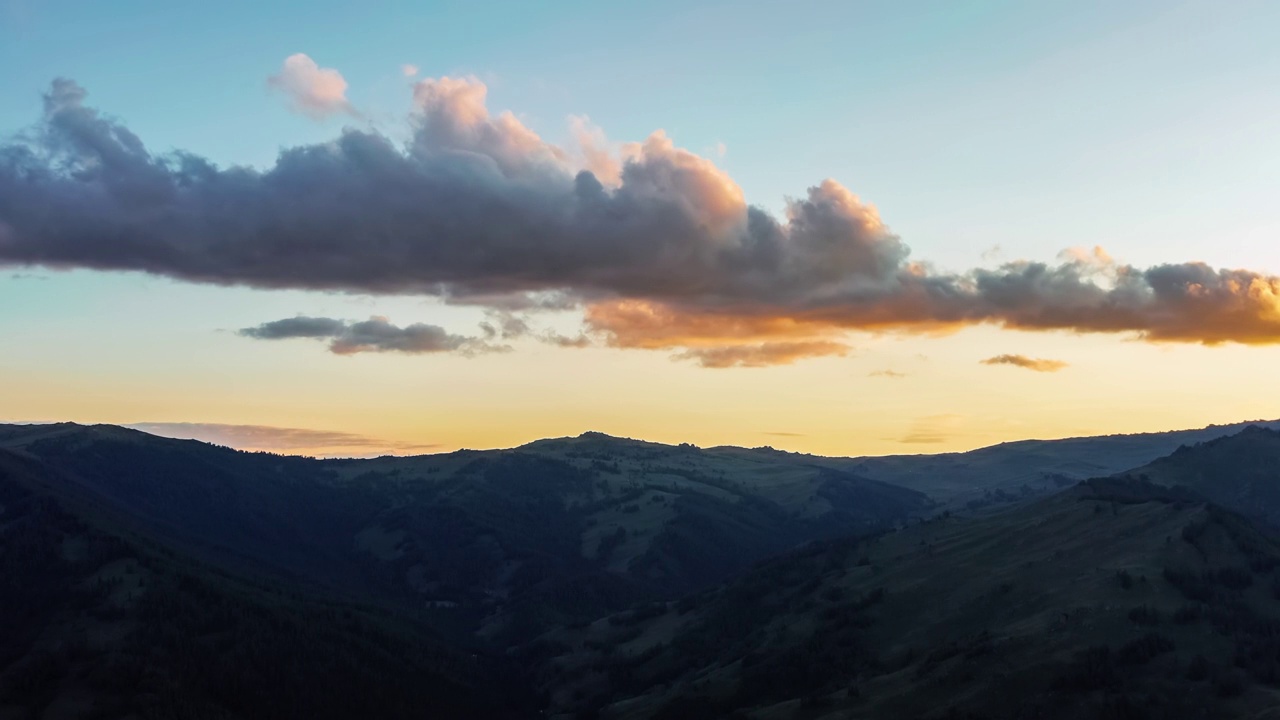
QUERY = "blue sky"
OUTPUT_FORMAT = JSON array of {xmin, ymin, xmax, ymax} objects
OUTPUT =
[
  {"xmin": 2, "ymin": 0, "xmax": 1280, "ymax": 455},
  {"xmin": 4, "ymin": 0, "xmax": 1277, "ymax": 271}
]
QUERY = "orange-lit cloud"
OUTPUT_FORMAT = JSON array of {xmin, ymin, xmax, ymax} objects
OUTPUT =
[
  {"xmin": 4, "ymin": 76, "xmax": 1280, "ymax": 368},
  {"xmin": 675, "ymin": 341, "xmax": 849, "ymax": 368},
  {"xmin": 980, "ymin": 354, "xmax": 1069, "ymax": 372},
  {"xmin": 268, "ymin": 53, "xmax": 357, "ymax": 119}
]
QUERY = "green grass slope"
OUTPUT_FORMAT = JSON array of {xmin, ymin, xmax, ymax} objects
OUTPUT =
[
  {"xmin": 0, "ymin": 424, "xmax": 928, "ymax": 645},
  {"xmin": 539, "ymin": 478, "xmax": 1280, "ymax": 719}
]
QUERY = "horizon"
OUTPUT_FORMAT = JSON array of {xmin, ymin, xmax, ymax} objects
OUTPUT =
[
  {"xmin": 3, "ymin": 1, "xmax": 1280, "ymax": 457},
  {"xmin": 6, "ymin": 415, "xmax": 1279, "ymax": 461}
]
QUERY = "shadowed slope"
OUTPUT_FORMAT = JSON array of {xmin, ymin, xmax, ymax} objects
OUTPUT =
[
  {"xmin": 0, "ymin": 450, "xmax": 529, "ymax": 720},
  {"xmin": 539, "ymin": 478, "xmax": 1280, "ymax": 719},
  {"xmin": 0, "ymin": 423, "xmax": 927, "ymax": 645},
  {"xmin": 1114, "ymin": 425, "xmax": 1280, "ymax": 527}
]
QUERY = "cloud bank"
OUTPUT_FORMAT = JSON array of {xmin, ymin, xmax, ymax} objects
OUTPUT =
[
  {"xmin": 980, "ymin": 354, "xmax": 1069, "ymax": 372},
  {"xmin": 3, "ymin": 75, "xmax": 1280, "ymax": 366}
]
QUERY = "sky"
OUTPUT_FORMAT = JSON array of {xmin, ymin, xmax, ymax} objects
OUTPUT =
[{"xmin": 2, "ymin": 0, "xmax": 1279, "ymax": 457}]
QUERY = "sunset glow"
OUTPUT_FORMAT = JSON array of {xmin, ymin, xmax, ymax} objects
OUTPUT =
[{"xmin": 3, "ymin": 0, "xmax": 1278, "ymax": 457}]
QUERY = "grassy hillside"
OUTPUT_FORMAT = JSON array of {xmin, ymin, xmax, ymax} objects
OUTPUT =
[
  {"xmin": 0, "ymin": 451, "xmax": 529, "ymax": 720},
  {"xmin": 538, "ymin": 477, "xmax": 1280, "ymax": 719},
  {"xmin": 8, "ymin": 420, "xmax": 1280, "ymax": 718},
  {"xmin": 0, "ymin": 424, "xmax": 928, "ymax": 645},
  {"xmin": 1114, "ymin": 425, "xmax": 1280, "ymax": 527}
]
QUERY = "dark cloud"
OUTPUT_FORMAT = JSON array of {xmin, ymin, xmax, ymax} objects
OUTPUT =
[
  {"xmin": 479, "ymin": 310, "xmax": 531, "ymax": 340},
  {"xmin": 3, "ymin": 79, "xmax": 1280, "ymax": 367},
  {"xmin": 239, "ymin": 316, "xmax": 347, "ymax": 340},
  {"xmin": 126, "ymin": 422, "xmax": 437, "ymax": 455},
  {"xmin": 238, "ymin": 315, "xmax": 506, "ymax": 355},
  {"xmin": 980, "ymin": 354, "xmax": 1069, "ymax": 372},
  {"xmin": 541, "ymin": 331, "xmax": 592, "ymax": 348}
]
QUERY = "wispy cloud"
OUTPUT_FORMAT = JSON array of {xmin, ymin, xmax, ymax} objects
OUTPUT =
[
  {"xmin": 980, "ymin": 354, "xmax": 1069, "ymax": 372},
  {"xmin": 674, "ymin": 340, "xmax": 849, "ymax": 368},
  {"xmin": 238, "ymin": 316, "xmax": 508, "ymax": 356},
  {"xmin": 125, "ymin": 422, "xmax": 437, "ymax": 456},
  {"xmin": 869, "ymin": 369, "xmax": 906, "ymax": 378},
  {"xmin": 896, "ymin": 413, "xmax": 964, "ymax": 445}
]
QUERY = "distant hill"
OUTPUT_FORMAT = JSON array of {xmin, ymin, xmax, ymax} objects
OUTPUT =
[
  {"xmin": 817, "ymin": 419, "xmax": 1280, "ymax": 507},
  {"xmin": 7, "ymin": 420, "xmax": 1280, "ymax": 718},
  {"xmin": 0, "ymin": 450, "xmax": 528, "ymax": 720},
  {"xmin": 0, "ymin": 423, "xmax": 927, "ymax": 645},
  {"xmin": 539, "ymin": 478, "xmax": 1280, "ymax": 719},
  {"xmin": 1113, "ymin": 425, "xmax": 1280, "ymax": 527}
]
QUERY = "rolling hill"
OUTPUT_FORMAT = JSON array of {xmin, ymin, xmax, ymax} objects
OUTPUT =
[
  {"xmin": 537, "ymin": 476, "xmax": 1280, "ymax": 719},
  {"xmin": 6, "ymin": 420, "xmax": 1280, "ymax": 718},
  {"xmin": 1113, "ymin": 425, "xmax": 1280, "ymax": 527},
  {"xmin": 827, "ymin": 419, "xmax": 1280, "ymax": 507},
  {"xmin": 0, "ymin": 423, "xmax": 928, "ymax": 644},
  {"xmin": 0, "ymin": 449, "xmax": 529, "ymax": 720}
]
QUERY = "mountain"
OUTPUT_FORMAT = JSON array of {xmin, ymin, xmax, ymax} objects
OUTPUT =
[
  {"xmin": 538, "ymin": 476, "xmax": 1280, "ymax": 719},
  {"xmin": 820, "ymin": 419, "xmax": 1280, "ymax": 507},
  {"xmin": 8, "ymin": 419, "xmax": 1280, "ymax": 719},
  {"xmin": 0, "ymin": 449, "xmax": 529, "ymax": 720},
  {"xmin": 0, "ymin": 423, "xmax": 928, "ymax": 645},
  {"xmin": 1113, "ymin": 425, "xmax": 1280, "ymax": 527}
]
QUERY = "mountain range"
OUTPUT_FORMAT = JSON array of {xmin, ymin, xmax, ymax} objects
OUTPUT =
[{"xmin": 4, "ymin": 419, "xmax": 1280, "ymax": 718}]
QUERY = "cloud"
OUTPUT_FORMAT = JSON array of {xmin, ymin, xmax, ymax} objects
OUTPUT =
[
  {"xmin": 401, "ymin": 64, "xmax": 420, "ymax": 78},
  {"xmin": 126, "ymin": 421, "xmax": 437, "ymax": 456},
  {"xmin": 3, "ymin": 78, "xmax": 1280, "ymax": 368},
  {"xmin": 898, "ymin": 432, "xmax": 948, "ymax": 445},
  {"xmin": 896, "ymin": 414, "xmax": 964, "ymax": 445},
  {"xmin": 979, "ymin": 354, "xmax": 1069, "ymax": 372},
  {"xmin": 674, "ymin": 341, "xmax": 849, "ymax": 368},
  {"xmin": 268, "ymin": 53, "xmax": 356, "ymax": 119},
  {"xmin": 238, "ymin": 316, "xmax": 347, "ymax": 339},
  {"xmin": 761, "ymin": 431, "xmax": 804, "ymax": 437},
  {"xmin": 541, "ymin": 331, "xmax": 592, "ymax": 348},
  {"xmin": 869, "ymin": 369, "xmax": 906, "ymax": 378},
  {"xmin": 238, "ymin": 316, "xmax": 506, "ymax": 355},
  {"xmin": 478, "ymin": 310, "xmax": 530, "ymax": 340}
]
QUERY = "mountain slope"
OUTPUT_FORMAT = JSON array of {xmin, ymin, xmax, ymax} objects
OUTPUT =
[
  {"xmin": 1114, "ymin": 425, "xmax": 1280, "ymax": 527},
  {"xmin": 0, "ymin": 450, "xmax": 529, "ymax": 720},
  {"xmin": 539, "ymin": 477, "xmax": 1280, "ymax": 719},
  {"xmin": 0, "ymin": 423, "xmax": 928, "ymax": 644},
  {"xmin": 804, "ymin": 418, "xmax": 1280, "ymax": 507}
]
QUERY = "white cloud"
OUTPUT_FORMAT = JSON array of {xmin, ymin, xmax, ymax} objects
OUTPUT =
[{"xmin": 268, "ymin": 53, "xmax": 357, "ymax": 120}]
